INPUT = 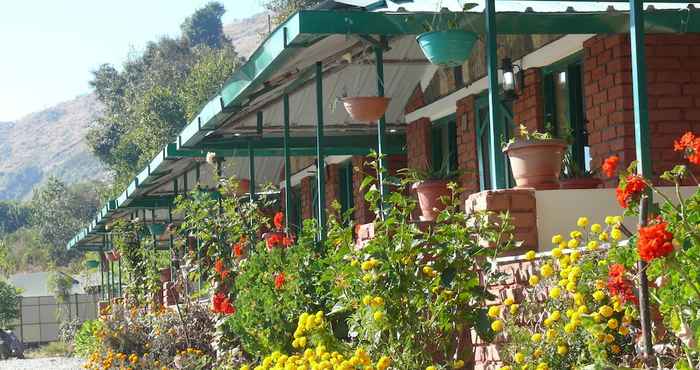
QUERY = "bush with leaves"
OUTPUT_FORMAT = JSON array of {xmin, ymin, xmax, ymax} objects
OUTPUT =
[{"xmin": 0, "ymin": 280, "xmax": 20, "ymax": 329}]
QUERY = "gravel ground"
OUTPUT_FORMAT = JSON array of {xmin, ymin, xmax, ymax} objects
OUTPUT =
[{"xmin": 0, "ymin": 357, "xmax": 84, "ymax": 370}]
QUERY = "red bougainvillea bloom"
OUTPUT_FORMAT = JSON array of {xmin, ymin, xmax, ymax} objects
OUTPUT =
[
  {"xmin": 673, "ymin": 131, "xmax": 700, "ymax": 165},
  {"xmin": 266, "ymin": 233, "xmax": 283, "ymax": 250},
  {"xmin": 637, "ymin": 219, "xmax": 675, "ymax": 262},
  {"xmin": 607, "ymin": 264, "xmax": 638, "ymax": 304},
  {"xmin": 273, "ymin": 212, "xmax": 285, "ymax": 229},
  {"xmin": 602, "ymin": 155, "xmax": 620, "ymax": 178},
  {"xmin": 275, "ymin": 272, "xmax": 286, "ymax": 289},
  {"xmin": 615, "ymin": 175, "xmax": 646, "ymax": 208}
]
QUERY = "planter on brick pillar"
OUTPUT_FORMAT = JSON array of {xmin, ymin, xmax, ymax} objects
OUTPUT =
[
  {"xmin": 583, "ymin": 34, "xmax": 700, "ymax": 187},
  {"xmin": 464, "ymin": 189, "xmax": 537, "ymax": 254}
]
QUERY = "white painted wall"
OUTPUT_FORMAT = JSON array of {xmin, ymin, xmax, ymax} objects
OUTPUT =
[{"xmin": 535, "ymin": 186, "xmax": 698, "ymax": 250}]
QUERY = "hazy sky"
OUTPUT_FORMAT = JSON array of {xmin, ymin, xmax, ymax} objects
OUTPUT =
[{"xmin": 0, "ymin": 0, "xmax": 265, "ymax": 122}]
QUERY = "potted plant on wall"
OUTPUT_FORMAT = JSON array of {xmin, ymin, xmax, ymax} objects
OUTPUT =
[
  {"xmin": 416, "ymin": 3, "xmax": 479, "ymax": 67},
  {"xmin": 559, "ymin": 151, "xmax": 602, "ymax": 189},
  {"xmin": 402, "ymin": 158, "xmax": 460, "ymax": 222},
  {"xmin": 503, "ymin": 124, "xmax": 568, "ymax": 190}
]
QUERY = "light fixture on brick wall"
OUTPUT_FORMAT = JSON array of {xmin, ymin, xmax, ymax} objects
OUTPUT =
[{"xmin": 501, "ymin": 57, "xmax": 524, "ymax": 102}]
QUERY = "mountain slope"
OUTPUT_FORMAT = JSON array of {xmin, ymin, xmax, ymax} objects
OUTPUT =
[
  {"xmin": 224, "ymin": 12, "xmax": 271, "ymax": 58},
  {"xmin": 0, "ymin": 94, "xmax": 108, "ymax": 200}
]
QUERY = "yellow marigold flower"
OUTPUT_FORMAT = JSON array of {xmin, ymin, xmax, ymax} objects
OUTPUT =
[
  {"xmin": 577, "ymin": 217, "xmax": 589, "ymax": 228},
  {"xmin": 567, "ymin": 239, "xmax": 580, "ymax": 248},
  {"xmin": 599, "ymin": 231, "xmax": 609, "ymax": 241},
  {"xmin": 373, "ymin": 311, "xmax": 384, "ymax": 321},
  {"xmin": 546, "ymin": 329, "xmax": 556, "ymax": 341},
  {"xmin": 426, "ymin": 366, "xmax": 438, "ymax": 370},
  {"xmin": 499, "ymin": 366, "xmax": 512, "ymax": 370},
  {"xmin": 570, "ymin": 230, "xmax": 582, "ymax": 239},
  {"xmin": 599, "ymin": 305, "xmax": 614, "ymax": 318},
  {"xmin": 533, "ymin": 348, "xmax": 543, "ymax": 357},
  {"xmin": 422, "ymin": 266, "xmax": 435, "ymax": 276},
  {"xmin": 531, "ymin": 333, "xmax": 543, "ymax": 342},
  {"xmin": 362, "ymin": 273, "xmax": 373, "ymax": 283},
  {"xmin": 611, "ymin": 344, "xmax": 621, "ymax": 354},
  {"xmin": 591, "ymin": 223, "xmax": 602, "ymax": 233},
  {"xmin": 549, "ymin": 287, "xmax": 561, "ymax": 299},
  {"xmin": 552, "ymin": 234, "xmax": 563, "ymax": 244},
  {"xmin": 514, "ymin": 352, "xmax": 525, "ymax": 364},
  {"xmin": 595, "ymin": 280, "xmax": 606, "ymax": 290},
  {"xmin": 362, "ymin": 295, "xmax": 372, "ymax": 305},
  {"xmin": 607, "ymin": 318, "xmax": 619, "ymax": 329},
  {"xmin": 525, "ymin": 250, "xmax": 537, "ymax": 260},
  {"xmin": 570, "ymin": 250, "xmax": 581, "ymax": 262},
  {"xmin": 551, "ymin": 247, "xmax": 563, "ymax": 258},
  {"xmin": 510, "ymin": 304, "xmax": 519, "ymax": 314},
  {"xmin": 573, "ymin": 292, "xmax": 584, "ymax": 305},
  {"xmin": 605, "ymin": 334, "xmax": 615, "ymax": 343},
  {"xmin": 611, "ymin": 228, "xmax": 623, "ymax": 241},
  {"xmin": 540, "ymin": 264, "xmax": 554, "ymax": 277},
  {"xmin": 529, "ymin": 275, "xmax": 540, "ymax": 286},
  {"xmin": 593, "ymin": 290, "xmax": 605, "ymax": 302},
  {"xmin": 564, "ymin": 323, "xmax": 576, "ymax": 334},
  {"xmin": 488, "ymin": 306, "xmax": 501, "ymax": 318},
  {"xmin": 491, "ymin": 320, "xmax": 504, "ymax": 332},
  {"xmin": 587, "ymin": 240, "xmax": 599, "ymax": 251},
  {"xmin": 566, "ymin": 281, "xmax": 577, "ymax": 293},
  {"xmin": 372, "ymin": 296, "xmax": 384, "ymax": 307},
  {"xmin": 452, "ymin": 359, "xmax": 465, "ymax": 369},
  {"xmin": 504, "ymin": 297, "xmax": 515, "ymax": 306},
  {"xmin": 361, "ymin": 260, "xmax": 374, "ymax": 271},
  {"xmin": 577, "ymin": 305, "xmax": 589, "ymax": 314},
  {"xmin": 543, "ymin": 318, "xmax": 553, "ymax": 327},
  {"xmin": 622, "ymin": 315, "xmax": 632, "ymax": 324},
  {"xmin": 557, "ymin": 345, "xmax": 568, "ymax": 355},
  {"xmin": 592, "ymin": 312, "xmax": 602, "ymax": 323},
  {"xmin": 550, "ymin": 310, "xmax": 561, "ymax": 321},
  {"xmin": 619, "ymin": 326, "xmax": 630, "ymax": 335},
  {"xmin": 377, "ymin": 356, "xmax": 391, "ymax": 370}
]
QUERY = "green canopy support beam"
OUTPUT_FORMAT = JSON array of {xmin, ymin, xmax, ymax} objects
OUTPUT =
[
  {"xmin": 248, "ymin": 140, "xmax": 256, "ymax": 202},
  {"xmin": 283, "ymin": 94, "xmax": 293, "ymax": 230},
  {"xmin": 315, "ymin": 61, "xmax": 326, "ymax": 241},
  {"xmin": 629, "ymin": 0, "xmax": 654, "ymax": 363},
  {"xmin": 100, "ymin": 235, "xmax": 106, "ymax": 301},
  {"xmin": 485, "ymin": 0, "xmax": 507, "ymax": 189},
  {"xmin": 375, "ymin": 37, "xmax": 387, "ymax": 215}
]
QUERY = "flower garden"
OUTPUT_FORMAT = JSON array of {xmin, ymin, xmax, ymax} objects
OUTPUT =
[{"xmin": 67, "ymin": 132, "xmax": 700, "ymax": 370}]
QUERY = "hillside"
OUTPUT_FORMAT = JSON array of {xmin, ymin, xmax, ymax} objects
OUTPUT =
[
  {"xmin": 0, "ymin": 12, "xmax": 268, "ymax": 201},
  {"xmin": 0, "ymin": 94, "xmax": 108, "ymax": 200}
]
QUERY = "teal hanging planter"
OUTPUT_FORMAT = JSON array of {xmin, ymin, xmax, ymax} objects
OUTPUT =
[
  {"xmin": 147, "ymin": 223, "xmax": 167, "ymax": 236},
  {"xmin": 85, "ymin": 260, "xmax": 99, "ymax": 269},
  {"xmin": 416, "ymin": 30, "xmax": 477, "ymax": 68}
]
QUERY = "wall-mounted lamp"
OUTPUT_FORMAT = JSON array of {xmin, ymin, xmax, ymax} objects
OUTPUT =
[{"xmin": 501, "ymin": 57, "xmax": 524, "ymax": 102}]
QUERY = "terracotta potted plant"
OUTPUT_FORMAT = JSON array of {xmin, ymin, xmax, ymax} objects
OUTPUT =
[
  {"xmin": 503, "ymin": 125, "xmax": 567, "ymax": 190},
  {"xmin": 402, "ymin": 159, "xmax": 460, "ymax": 222},
  {"xmin": 559, "ymin": 152, "xmax": 602, "ymax": 189}
]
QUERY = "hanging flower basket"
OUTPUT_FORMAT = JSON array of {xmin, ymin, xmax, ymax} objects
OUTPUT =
[
  {"xmin": 341, "ymin": 96, "xmax": 391, "ymax": 123},
  {"xmin": 147, "ymin": 223, "xmax": 167, "ymax": 237},
  {"xmin": 416, "ymin": 30, "xmax": 478, "ymax": 67},
  {"xmin": 85, "ymin": 259, "xmax": 100, "ymax": 269},
  {"xmin": 504, "ymin": 139, "xmax": 568, "ymax": 190}
]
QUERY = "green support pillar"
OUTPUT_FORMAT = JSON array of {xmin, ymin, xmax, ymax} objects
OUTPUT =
[
  {"xmin": 248, "ymin": 140, "xmax": 256, "ymax": 202},
  {"xmin": 375, "ymin": 39, "xmax": 387, "ymax": 213},
  {"xmin": 100, "ymin": 235, "xmax": 105, "ymax": 301},
  {"xmin": 629, "ymin": 0, "xmax": 654, "ymax": 362},
  {"xmin": 315, "ymin": 61, "xmax": 327, "ymax": 241},
  {"xmin": 283, "ymin": 94, "xmax": 293, "ymax": 230},
  {"xmin": 485, "ymin": 0, "xmax": 507, "ymax": 189}
]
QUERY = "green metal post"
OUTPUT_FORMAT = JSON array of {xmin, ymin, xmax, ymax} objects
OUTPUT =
[
  {"xmin": 315, "ymin": 61, "xmax": 327, "ymax": 241},
  {"xmin": 248, "ymin": 140, "xmax": 256, "ymax": 202},
  {"xmin": 283, "ymin": 94, "xmax": 293, "ymax": 230},
  {"xmin": 118, "ymin": 257, "xmax": 122, "ymax": 298},
  {"xmin": 100, "ymin": 235, "xmax": 105, "ymax": 301},
  {"xmin": 375, "ymin": 39, "xmax": 387, "ymax": 214},
  {"xmin": 110, "ymin": 252, "xmax": 115, "ymax": 300},
  {"xmin": 485, "ymin": 0, "xmax": 507, "ymax": 189},
  {"xmin": 629, "ymin": 0, "xmax": 654, "ymax": 362}
]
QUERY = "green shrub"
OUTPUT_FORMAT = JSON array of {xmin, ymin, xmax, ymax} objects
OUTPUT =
[{"xmin": 74, "ymin": 319, "xmax": 102, "ymax": 358}]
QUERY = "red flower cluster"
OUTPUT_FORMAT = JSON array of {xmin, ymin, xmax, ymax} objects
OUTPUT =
[
  {"xmin": 232, "ymin": 242, "xmax": 244, "ymax": 257},
  {"xmin": 214, "ymin": 258, "xmax": 230, "ymax": 280},
  {"xmin": 273, "ymin": 211, "xmax": 285, "ymax": 229},
  {"xmin": 674, "ymin": 131, "xmax": 700, "ymax": 165},
  {"xmin": 266, "ymin": 232, "xmax": 294, "ymax": 250},
  {"xmin": 615, "ymin": 175, "xmax": 646, "ymax": 208},
  {"xmin": 212, "ymin": 292, "xmax": 235, "ymax": 314},
  {"xmin": 637, "ymin": 219, "xmax": 675, "ymax": 262},
  {"xmin": 607, "ymin": 264, "xmax": 638, "ymax": 304},
  {"xmin": 274, "ymin": 272, "xmax": 286, "ymax": 289},
  {"xmin": 602, "ymin": 155, "xmax": 620, "ymax": 178}
]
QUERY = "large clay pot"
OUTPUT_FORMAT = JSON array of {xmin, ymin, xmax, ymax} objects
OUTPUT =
[
  {"xmin": 341, "ymin": 96, "xmax": 391, "ymax": 122},
  {"xmin": 504, "ymin": 139, "xmax": 567, "ymax": 190},
  {"xmin": 412, "ymin": 180, "xmax": 451, "ymax": 222},
  {"xmin": 560, "ymin": 177, "xmax": 602, "ymax": 189}
]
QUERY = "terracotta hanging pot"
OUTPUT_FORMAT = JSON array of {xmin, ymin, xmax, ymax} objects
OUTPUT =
[
  {"xmin": 559, "ymin": 177, "xmax": 602, "ymax": 190},
  {"xmin": 504, "ymin": 139, "xmax": 567, "ymax": 190},
  {"xmin": 412, "ymin": 180, "xmax": 451, "ymax": 222},
  {"xmin": 341, "ymin": 96, "xmax": 391, "ymax": 122}
]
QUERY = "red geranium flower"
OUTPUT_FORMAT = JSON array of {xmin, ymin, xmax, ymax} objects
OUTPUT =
[
  {"xmin": 602, "ymin": 155, "xmax": 620, "ymax": 178},
  {"xmin": 616, "ymin": 175, "xmax": 646, "ymax": 208},
  {"xmin": 273, "ymin": 212, "xmax": 285, "ymax": 229},
  {"xmin": 607, "ymin": 264, "xmax": 638, "ymax": 304},
  {"xmin": 282, "ymin": 234, "xmax": 294, "ymax": 247},
  {"xmin": 220, "ymin": 298, "xmax": 236, "ymax": 315},
  {"xmin": 637, "ymin": 219, "xmax": 675, "ymax": 262},
  {"xmin": 274, "ymin": 272, "xmax": 286, "ymax": 289},
  {"xmin": 232, "ymin": 242, "xmax": 244, "ymax": 257},
  {"xmin": 266, "ymin": 233, "xmax": 283, "ymax": 250},
  {"xmin": 214, "ymin": 258, "xmax": 224, "ymax": 274},
  {"xmin": 673, "ymin": 131, "xmax": 700, "ymax": 165},
  {"xmin": 212, "ymin": 292, "xmax": 226, "ymax": 312}
]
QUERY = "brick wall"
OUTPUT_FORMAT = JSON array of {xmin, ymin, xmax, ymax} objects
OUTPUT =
[
  {"xmin": 300, "ymin": 176, "xmax": 314, "ymax": 221},
  {"xmin": 513, "ymin": 68, "xmax": 545, "ymax": 132},
  {"xmin": 406, "ymin": 117, "xmax": 433, "ymax": 170},
  {"xmin": 456, "ymin": 95, "xmax": 481, "ymax": 198},
  {"xmin": 584, "ymin": 34, "xmax": 700, "ymax": 186}
]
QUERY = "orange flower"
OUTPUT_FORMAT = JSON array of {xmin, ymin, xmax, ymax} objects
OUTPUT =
[
  {"xmin": 282, "ymin": 234, "xmax": 294, "ymax": 247},
  {"xmin": 673, "ymin": 131, "xmax": 700, "ymax": 165},
  {"xmin": 616, "ymin": 175, "xmax": 646, "ymax": 208},
  {"xmin": 607, "ymin": 264, "xmax": 638, "ymax": 304},
  {"xmin": 602, "ymin": 155, "xmax": 620, "ymax": 178},
  {"xmin": 274, "ymin": 272, "xmax": 286, "ymax": 289},
  {"xmin": 273, "ymin": 212, "xmax": 285, "ymax": 229},
  {"xmin": 638, "ymin": 219, "xmax": 675, "ymax": 262},
  {"xmin": 214, "ymin": 259, "xmax": 224, "ymax": 274},
  {"xmin": 266, "ymin": 233, "xmax": 283, "ymax": 250},
  {"xmin": 232, "ymin": 242, "xmax": 244, "ymax": 257}
]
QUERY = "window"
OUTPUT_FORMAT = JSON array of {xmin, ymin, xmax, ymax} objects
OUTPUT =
[
  {"xmin": 431, "ymin": 114, "xmax": 458, "ymax": 173},
  {"xmin": 543, "ymin": 54, "xmax": 590, "ymax": 172},
  {"xmin": 474, "ymin": 97, "xmax": 514, "ymax": 191},
  {"xmin": 337, "ymin": 161, "xmax": 354, "ymax": 221}
]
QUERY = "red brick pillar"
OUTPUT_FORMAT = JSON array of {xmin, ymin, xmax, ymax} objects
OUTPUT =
[
  {"xmin": 456, "ymin": 95, "xmax": 480, "ymax": 199},
  {"xmin": 584, "ymin": 34, "xmax": 700, "ymax": 187},
  {"xmin": 406, "ymin": 117, "xmax": 433, "ymax": 171},
  {"xmin": 513, "ymin": 68, "xmax": 545, "ymax": 132},
  {"xmin": 300, "ymin": 176, "xmax": 314, "ymax": 221}
]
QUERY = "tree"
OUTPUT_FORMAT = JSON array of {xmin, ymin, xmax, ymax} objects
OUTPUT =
[
  {"xmin": 0, "ymin": 280, "xmax": 20, "ymax": 329},
  {"xmin": 181, "ymin": 2, "xmax": 231, "ymax": 49},
  {"xmin": 0, "ymin": 202, "xmax": 30, "ymax": 234},
  {"xmin": 263, "ymin": 0, "xmax": 324, "ymax": 25}
]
